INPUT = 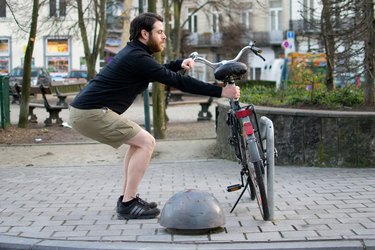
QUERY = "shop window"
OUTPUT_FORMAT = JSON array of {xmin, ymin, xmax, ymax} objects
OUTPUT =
[
  {"xmin": 47, "ymin": 39, "xmax": 68, "ymax": 53},
  {"xmin": 47, "ymin": 57, "xmax": 69, "ymax": 73},
  {"xmin": 0, "ymin": 38, "xmax": 9, "ymax": 74},
  {"xmin": 45, "ymin": 37, "xmax": 70, "ymax": 76},
  {"xmin": 0, "ymin": 58, "xmax": 9, "ymax": 75},
  {"xmin": 0, "ymin": 38, "xmax": 8, "ymax": 56}
]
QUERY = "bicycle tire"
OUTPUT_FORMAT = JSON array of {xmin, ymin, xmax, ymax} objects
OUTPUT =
[
  {"xmin": 246, "ymin": 174, "xmax": 256, "ymax": 200},
  {"xmin": 249, "ymin": 160, "xmax": 270, "ymax": 220}
]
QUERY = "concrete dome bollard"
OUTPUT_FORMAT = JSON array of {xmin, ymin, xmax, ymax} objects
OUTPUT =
[{"xmin": 160, "ymin": 189, "xmax": 225, "ymax": 230}]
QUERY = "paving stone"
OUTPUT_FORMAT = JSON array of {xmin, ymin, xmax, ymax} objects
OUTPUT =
[{"xmin": 1, "ymin": 152, "xmax": 375, "ymax": 248}]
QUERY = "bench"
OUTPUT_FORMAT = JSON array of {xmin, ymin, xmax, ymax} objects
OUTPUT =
[
  {"xmin": 164, "ymin": 82, "xmax": 222, "ymax": 121},
  {"xmin": 49, "ymin": 80, "xmax": 86, "ymax": 106},
  {"xmin": 15, "ymin": 84, "xmax": 68, "ymax": 126}
]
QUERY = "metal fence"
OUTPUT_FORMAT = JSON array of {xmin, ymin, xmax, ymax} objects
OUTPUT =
[{"xmin": 0, "ymin": 76, "xmax": 10, "ymax": 128}]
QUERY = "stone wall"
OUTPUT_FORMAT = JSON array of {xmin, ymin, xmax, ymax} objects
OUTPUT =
[{"xmin": 215, "ymin": 99, "xmax": 375, "ymax": 168}]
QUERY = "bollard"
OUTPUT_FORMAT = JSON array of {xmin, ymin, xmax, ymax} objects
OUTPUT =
[{"xmin": 260, "ymin": 116, "xmax": 275, "ymax": 221}]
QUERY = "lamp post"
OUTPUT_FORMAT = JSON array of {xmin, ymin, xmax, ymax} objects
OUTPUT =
[{"xmin": 139, "ymin": 0, "xmax": 151, "ymax": 132}]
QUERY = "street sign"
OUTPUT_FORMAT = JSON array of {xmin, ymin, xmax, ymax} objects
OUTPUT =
[
  {"xmin": 284, "ymin": 31, "xmax": 295, "ymax": 56},
  {"xmin": 287, "ymin": 31, "xmax": 294, "ymax": 39},
  {"xmin": 282, "ymin": 40, "xmax": 290, "ymax": 49}
]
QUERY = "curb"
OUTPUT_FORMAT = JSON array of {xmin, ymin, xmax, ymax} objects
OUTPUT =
[{"xmin": 1, "ymin": 235, "xmax": 374, "ymax": 250}]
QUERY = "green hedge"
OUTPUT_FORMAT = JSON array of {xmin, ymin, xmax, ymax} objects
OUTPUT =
[{"xmin": 236, "ymin": 80, "xmax": 276, "ymax": 89}]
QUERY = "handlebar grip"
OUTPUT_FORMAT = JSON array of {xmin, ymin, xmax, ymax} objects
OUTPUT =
[{"xmin": 189, "ymin": 52, "xmax": 198, "ymax": 60}]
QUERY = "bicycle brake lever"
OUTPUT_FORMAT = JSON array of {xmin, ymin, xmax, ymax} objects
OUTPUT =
[{"xmin": 255, "ymin": 52, "xmax": 266, "ymax": 61}]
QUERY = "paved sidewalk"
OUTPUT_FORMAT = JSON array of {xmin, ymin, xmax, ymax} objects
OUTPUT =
[
  {"xmin": 2, "ymin": 99, "xmax": 375, "ymax": 249},
  {"xmin": 1, "ymin": 140, "xmax": 375, "ymax": 249}
]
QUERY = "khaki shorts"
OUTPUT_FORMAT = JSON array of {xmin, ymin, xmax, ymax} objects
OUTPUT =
[{"xmin": 69, "ymin": 106, "xmax": 141, "ymax": 149}]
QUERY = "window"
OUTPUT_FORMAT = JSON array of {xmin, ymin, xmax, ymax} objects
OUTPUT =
[
  {"xmin": 47, "ymin": 39, "xmax": 69, "ymax": 53},
  {"xmin": 269, "ymin": 0, "xmax": 282, "ymax": 31},
  {"xmin": 0, "ymin": 38, "xmax": 10, "ymax": 75},
  {"xmin": 188, "ymin": 9, "xmax": 198, "ymax": 33},
  {"xmin": 45, "ymin": 37, "xmax": 70, "ymax": 75},
  {"xmin": 0, "ymin": 0, "xmax": 6, "ymax": 18},
  {"xmin": 241, "ymin": 10, "xmax": 253, "ymax": 29},
  {"xmin": 50, "ymin": 0, "xmax": 66, "ymax": 17},
  {"xmin": 212, "ymin": 12, "xmax": 222, "ymax": 33},
  {"xmin": 303, "ymin": 0, "xmax": 315, "ymax": 20},
  {"xmin": 0, "ymin": 38, "xmax": 9, "ymax": 56}
]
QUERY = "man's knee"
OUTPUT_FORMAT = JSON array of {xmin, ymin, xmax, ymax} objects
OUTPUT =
[
  {"xmin": 128, "ymin": 130, "xmax": 155, "ymax": 150},
  {"xmin": 144, "ymin": 133, "xmax": 156, "ymax": 150}
]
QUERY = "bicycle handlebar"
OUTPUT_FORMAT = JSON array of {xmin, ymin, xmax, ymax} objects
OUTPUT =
[{"xmin": 190, "ymin": 41, "xmax": 266, "ymax": 68}]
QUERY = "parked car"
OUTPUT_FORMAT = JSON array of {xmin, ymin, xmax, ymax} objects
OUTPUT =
[
  {"xmin": 8, "ymin": 67, "xmax": 52, "ymax": 103},
  {"xmin": 64, "ymin": 70, "xmax": 88, "ymax": 81},
  {"xmin": 9, "ymin": 67, "xmax": 52, "ymax": 87}
]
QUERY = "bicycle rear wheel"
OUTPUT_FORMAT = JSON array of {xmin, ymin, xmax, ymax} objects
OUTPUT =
[
  {"xmin": 248, "ymin": 160, "xmax": 270, "ymax": 220},
  {"xmin": 246, "ymin": 173, "xmax": 256, "ymax": 200}
]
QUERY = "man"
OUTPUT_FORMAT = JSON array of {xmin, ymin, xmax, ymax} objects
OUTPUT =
[{"xmin": 69, "ymin": 12, "xmax": 240, "ymax": 220}]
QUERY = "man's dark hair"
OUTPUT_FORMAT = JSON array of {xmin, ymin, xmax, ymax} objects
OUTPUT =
[{"xmin": 129, "ymin": 12, "xmax": 164, "ymax": 41}]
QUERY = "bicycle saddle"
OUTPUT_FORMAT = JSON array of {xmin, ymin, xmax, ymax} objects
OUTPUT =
[{"xmin": 214, "ymin": 61, "xmax": 248, "ymax": 81}]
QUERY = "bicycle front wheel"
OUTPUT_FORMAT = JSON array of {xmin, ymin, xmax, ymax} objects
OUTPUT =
[{"xmin": 248, "ymin": 160, "xmax": 270, "ymax": 220}]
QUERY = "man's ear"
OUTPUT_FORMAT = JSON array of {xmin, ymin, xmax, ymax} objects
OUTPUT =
[{"xmin": 140, "ymin": 29, "xmax": 149, "ymax": 40}]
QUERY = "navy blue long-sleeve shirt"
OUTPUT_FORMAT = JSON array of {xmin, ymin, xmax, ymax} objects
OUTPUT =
[{"xmin": 71, "ymin": 40, "xmax": 222, "ymax": 114}]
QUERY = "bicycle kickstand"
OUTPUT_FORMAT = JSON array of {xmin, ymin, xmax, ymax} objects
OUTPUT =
[{"xmin": 230, "ymin": 180, "xmax": 250, "ymax": 213}]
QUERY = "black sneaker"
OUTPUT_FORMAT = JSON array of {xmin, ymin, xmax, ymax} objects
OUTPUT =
[
  {"xmin": 117, "ymin": 196, "xmax": 160, "ymax": 220},
  {"xmin": 117, "ymin": 195, "xmax": 158, "ymax": 209}
]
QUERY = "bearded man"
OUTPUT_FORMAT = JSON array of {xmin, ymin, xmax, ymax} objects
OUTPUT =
[{"xmin": 69, "ymin": 12, "xmax": 240, "ymax": 220}]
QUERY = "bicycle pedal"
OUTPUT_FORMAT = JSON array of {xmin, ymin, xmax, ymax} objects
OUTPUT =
[{"xmin": 227, "ymin": 184, "xmax": 242, "ymax": 192}]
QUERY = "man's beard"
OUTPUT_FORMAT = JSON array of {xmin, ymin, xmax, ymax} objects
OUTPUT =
[{"xmin": 147, "ymin": 35, "xmax": 163, "ymax": 53}]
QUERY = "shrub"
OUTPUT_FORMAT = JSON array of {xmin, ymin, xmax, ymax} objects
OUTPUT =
[{"xmin": 240, "ymin": 84, "xmax": 364, "ymax": 109}]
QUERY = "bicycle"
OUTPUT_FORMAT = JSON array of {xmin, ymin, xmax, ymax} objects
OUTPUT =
[{"xmin": 190, "ymin": 42, "xmax": 273, "ymax": 221}]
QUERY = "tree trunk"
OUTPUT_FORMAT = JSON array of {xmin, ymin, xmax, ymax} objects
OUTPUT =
[
  {"xmin": 149, "ymin": 0, "xmax": 166, "ymax": 139},
  {"xmin": 77, "ymin": 0, "xmax": 107, "ymax": 80},
  {"xmin": 364, "ymin": 0, "xmax": 375, "ymax": 106},
  {"xmin": 172, "ymin": 0, "xmax": 182, "ymax": 59},
  {"xmin": 18, "ymin": 0, "xmax": 39, "ymax": 128},
  {"xmin": 320, "ymin": 0, "xmax": 335, "ymax": 91}
]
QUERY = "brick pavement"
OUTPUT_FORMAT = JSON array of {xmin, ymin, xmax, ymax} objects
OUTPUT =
[
  {"xmin": 3, "ymin": 99, "xmax": 375, "ymax": 249},
  {"xmin": 1, "ymin": 142, "xmax": 375, "ymax": 249}
]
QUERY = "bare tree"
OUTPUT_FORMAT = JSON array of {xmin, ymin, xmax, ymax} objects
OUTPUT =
[
  {"xmin": 303, "ymin": 0, "xmax": 374, "ymax": 106},
  {"xmin": 34, "ymin": 0, "xmax": 107, "ymax": 80},
  {"xmin": 171, "ymin": 0, "xmax": 234, "ymax": 59},
  {"xmin": 363, "ymin": 0, "xmax": 374, "ymax": 106},
  {"xmin": 77, "ymin": 0, "xmax": 107, "ymax": 80},
  {"xmin": 16, "ymin": 0, "xmax": 40, "ymax": 128},
  {"xmin": 221, "ymin": 23, "xmax": 249, "ymax": 59},
  {"xmin": 320, "ymin": 0, "xmax": 335, "ymax": 90}
]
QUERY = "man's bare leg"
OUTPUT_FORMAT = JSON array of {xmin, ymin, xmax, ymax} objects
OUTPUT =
[
  {"xmin": 122, "ymin": 129, "xmax": 155, "ymax": 202},
  {"xmin": 122, "ymin": 146, "xmax": 135, "ymax": 195}
]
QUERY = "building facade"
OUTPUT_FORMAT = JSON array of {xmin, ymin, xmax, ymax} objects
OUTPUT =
[
  {"xmin": 0, "ymin": 0, "xmax": 97, "ymax": 79},
  {"xmin": 0, "ymin": 0, "xmax": 320, "ymax": 82}
]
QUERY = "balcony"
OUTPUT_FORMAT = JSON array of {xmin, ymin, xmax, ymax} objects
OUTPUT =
[
  {"xmin": 186, "ymin": 31, "xmax": 284, "ymax": 48},
  {"xmin": 186, "ymin": 33, "xmax": 222, "ymax": 47},
  {"xmin": 290, "ymin": 19, "xmax": 321, "ymax": 35}
]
